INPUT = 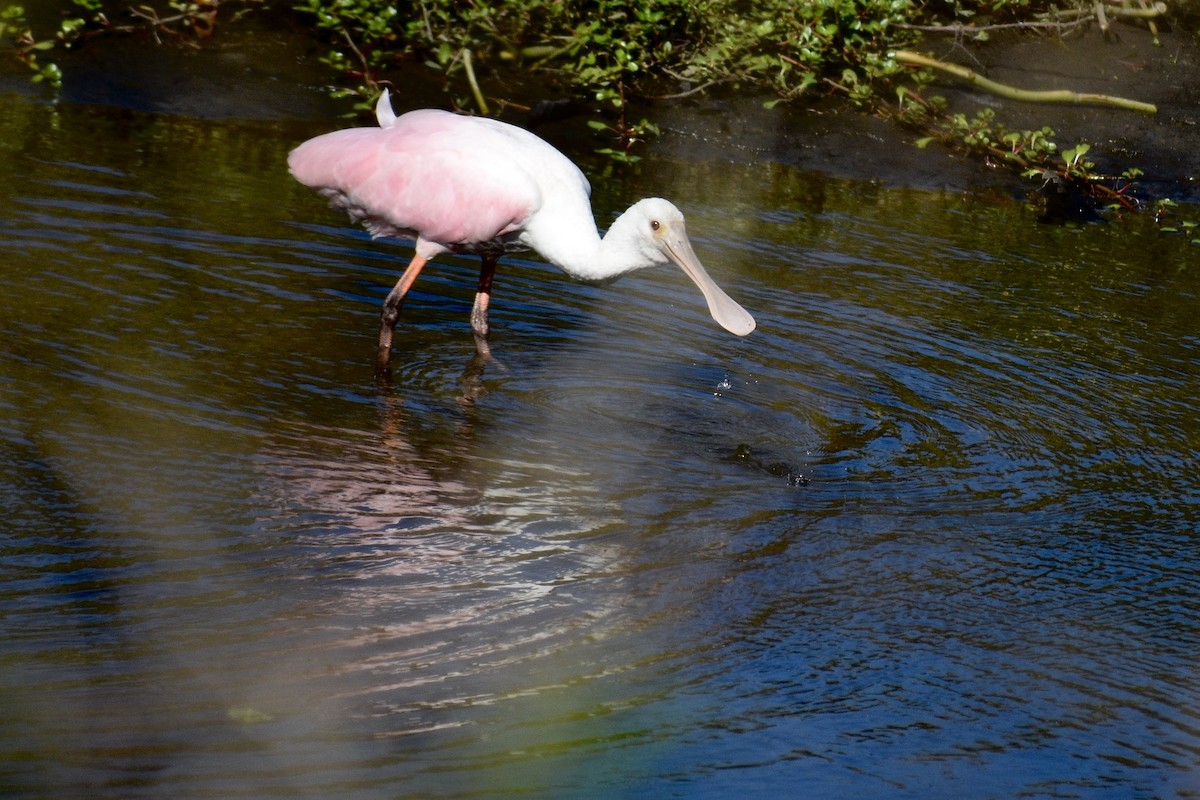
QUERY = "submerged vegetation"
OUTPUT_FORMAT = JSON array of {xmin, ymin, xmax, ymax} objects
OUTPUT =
[{"xmin": 0, "ymin": 0, "xmax": 1189, "ymax": 221}]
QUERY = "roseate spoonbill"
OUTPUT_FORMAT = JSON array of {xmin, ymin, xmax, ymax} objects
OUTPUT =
[{"xmin": 288, "ymin": 90, "xmax": 755, "ymax": 374}]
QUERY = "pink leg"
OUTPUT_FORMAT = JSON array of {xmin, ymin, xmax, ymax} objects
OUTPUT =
[
  {"xmin": 470, "ymin": 256, "xmax": 498, "ymax": 358},
  {"xmin": 377, "ymin": 253, "xmax": 429, "ymax": 375}
]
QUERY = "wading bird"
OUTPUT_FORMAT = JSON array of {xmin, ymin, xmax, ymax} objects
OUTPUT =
[{"xmin": 288, "ymin": 90, "xmax": 755, "ymax": 374}]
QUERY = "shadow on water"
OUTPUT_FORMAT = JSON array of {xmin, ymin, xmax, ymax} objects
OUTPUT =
[{"xmin": 1, "ymin": 61, "xmax": 1200, "ymax": 799}]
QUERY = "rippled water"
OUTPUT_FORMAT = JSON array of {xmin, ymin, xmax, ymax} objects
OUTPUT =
[{"xmin": 2, "ymin": 79, "xmax": 1199, "ymax": 799}]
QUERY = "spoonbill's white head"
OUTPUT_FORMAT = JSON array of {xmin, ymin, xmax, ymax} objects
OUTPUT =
[{"xmin": 607, "ymin": 198, "xmax": 756, "ymax": 337}]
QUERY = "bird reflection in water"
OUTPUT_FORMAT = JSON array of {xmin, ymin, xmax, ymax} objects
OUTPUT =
[{"xmin": 252, "ymin": 393, "xmax": 631, "ymax": 745}]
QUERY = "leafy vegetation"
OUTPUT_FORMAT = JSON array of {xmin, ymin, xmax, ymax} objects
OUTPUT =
[
  {"xmin": 290, "ymin": 0, "xmax": 915, "ymax": 115},
  {"xmin": 1, "ymin": 3, "xmax": 64, "ymax": 87},
  {"xmin": 282, "ymin": 0, "xmax": 1176, "ymax": 215},
  {"xmin": 0, "ymin": 0, "xmax": 1183, "ymax": 217},
  {"xmin": 1, "ymin": 0, "xmax": 266, "ymax": 88}
]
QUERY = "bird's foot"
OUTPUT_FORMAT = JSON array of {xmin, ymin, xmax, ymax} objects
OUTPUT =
[
  {"xmin": 375, "ymin": 326, "xmax": 396, "ymax": 379},
  {"xmin": 457, "ymin": 349, "xmax": 509, "ymax": 405}
]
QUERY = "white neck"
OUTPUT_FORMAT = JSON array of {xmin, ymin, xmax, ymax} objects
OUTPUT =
[{"xmin": 520, "ymin": 204, "xmax": 663, "ymax": 282}]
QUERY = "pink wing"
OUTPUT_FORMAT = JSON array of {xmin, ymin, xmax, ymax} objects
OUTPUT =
[{"xmin": 288, "ymin": 110, "xmax": 549, "ymax": 256}]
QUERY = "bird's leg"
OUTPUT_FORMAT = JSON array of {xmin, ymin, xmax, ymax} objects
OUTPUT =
[
  {"xmin": 376, "ymin": 253, "xmax": 429, "ymax": 375},
  {"xmin": 470, "ymin": 256, "xmax": 498, "ymax": 358}
]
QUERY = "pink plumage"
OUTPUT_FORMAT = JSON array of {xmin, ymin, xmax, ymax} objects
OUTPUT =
[{"xmin": 289, "ymin": 108, "xmax": 582, "ymax": 260}]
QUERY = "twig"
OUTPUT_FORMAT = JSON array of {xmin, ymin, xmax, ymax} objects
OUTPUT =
[
  {"xmin": 1049, "ymin": 1, "xmax": 1167, "ymax": 19},
  {"xmin": 650, "ymin": 78, "xmax": 727, "ymax": 100},
  {"xmin": 897, "ymin": 2, "xmax": 1166, "ymax": 36},
  {"xmin": 1094, "ymin": 0, "xmax": 1110, "ymax": 35},
  {"xmin": 461, "ymin": 48, "xmax": 489, "ymax": 115},
  {"xmin": 894, "ymin": 50, "xmax": 1157, "ymax": 114},
  {"xmin": 340, "ymin": 27, "xmax": 375, "ymax": 87},
  {"xmin": 895, "ymin": 19, "xmax": 1092, "ymax": 35}
]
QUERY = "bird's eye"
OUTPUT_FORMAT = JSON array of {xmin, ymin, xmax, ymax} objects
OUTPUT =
[{"xmin": 650, "ymin": 220, "xmax": 661, "ymax": 231}]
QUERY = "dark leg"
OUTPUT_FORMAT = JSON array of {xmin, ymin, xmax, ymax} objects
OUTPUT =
[
  {"xmin": 376, "ymin": 253, "xmax": 429, "ymax": 375},
  {"xmin": 470, "ymin": 256, "xmax": 498, "ymax": 358}
]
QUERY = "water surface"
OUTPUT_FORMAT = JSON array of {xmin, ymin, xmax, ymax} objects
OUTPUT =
[{"xmin": 1, "ymin": 75, "xmax": 1199, "ymax": 799}]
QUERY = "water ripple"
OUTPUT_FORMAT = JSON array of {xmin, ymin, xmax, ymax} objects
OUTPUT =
[{"xmin": 2, "ymin": 96, "xmax": 1200, "ymax": 799}]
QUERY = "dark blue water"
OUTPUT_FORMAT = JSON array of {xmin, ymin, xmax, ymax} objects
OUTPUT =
[{"xmin": 1, "ymin": 66, "xmax": 1199, "ymax": 798}]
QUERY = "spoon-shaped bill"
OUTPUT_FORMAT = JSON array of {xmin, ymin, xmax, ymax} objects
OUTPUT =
[{"xmin": 660, "ymin": 223, "xmax": 756, "ymax": 336}]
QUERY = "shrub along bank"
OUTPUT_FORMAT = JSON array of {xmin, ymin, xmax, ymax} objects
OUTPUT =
[{"xmin": 1, "ymin": 0, "xmax": 1191, "ymax": 221}]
